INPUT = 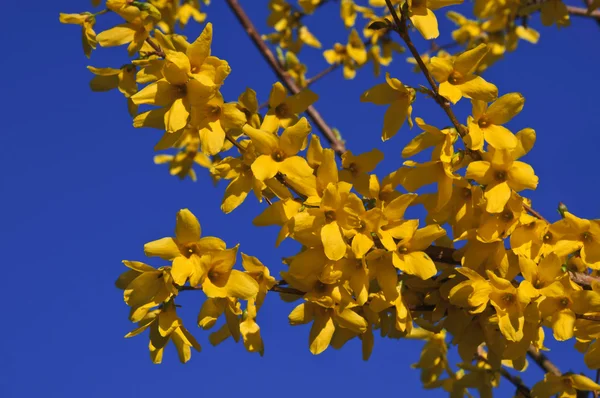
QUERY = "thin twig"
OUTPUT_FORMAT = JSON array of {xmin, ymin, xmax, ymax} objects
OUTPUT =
[
  {"xmin": 527, "ymin": 347, "xmax": 562, "ymax": 376},
  {"xmin": 224, "ymin": 0, "xmax": 347, "ymax": 156},
  {"xmin": 476, "ymin": 352, "xmax": 532, "ymax": 397},
  {"xmin": 568, "ymin": 5, "xmax": 600, "ymax": 19},
  {"xmin": 144, "ymin": 37, "xmax": 165, "ymax": 58},
  {"xmin": 523, "ymin": 203, "xmax": 548, "ymax": 222},
  {"xmin": 383, "ymin": 0, "xmax": 468, "ymax": 142}
]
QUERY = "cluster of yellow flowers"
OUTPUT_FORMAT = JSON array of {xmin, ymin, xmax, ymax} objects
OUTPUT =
[
  {"xmin": 61, "ymin": 0, "xmax": 600, "ymax": 396},
  {"xmin": 116, "ymin": 208, "xmax": 275, "ymax": 362}
]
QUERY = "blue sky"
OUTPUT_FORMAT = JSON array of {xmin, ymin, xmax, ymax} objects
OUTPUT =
[{"xmin": 2, "ymin": 1, "xmax": 600, "ymax": 397}]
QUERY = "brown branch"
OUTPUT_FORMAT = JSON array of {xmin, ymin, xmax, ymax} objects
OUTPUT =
[
  {"xmin": 144, "ymin": 37, "xmax": 165, "ymax": 58},
  {"xmin": 568, "ymin": 5, "xmax": 600, "ymax": 19},
  {"xmin": 523, "ymin": 203, "xmax": 548, "ymax": 222},
  {"xmin": 583, "ymin": 0, "xmax": 600, "ymax": 27},
  {"xmin": 224, "ymin": 0, "xmax": 347, "ymax": 156},
  {"xmin": 527, "ymin": 346, "xmax": 562, "ymax": 376},
  {"xmin": 305, "ymin": 63, "xmax": 341, "ymax": 86},
  {"xmin": 569, "ymin": 271, "xmax": 600, "ymax": 288},
  {"xmin": 383, "ymin": 0, "xmax": 469, "ymax": 143},
  {"xmin": 477, "ymin": 351, "xmax": 531, "ymax": 397}
]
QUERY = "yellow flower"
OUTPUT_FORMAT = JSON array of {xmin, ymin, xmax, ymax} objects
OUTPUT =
[
  {"xmin": 299, "ymin": 0, "xmax": 323, "ymax": 14},
  {"xmin": 532, "ymin": 373, "xmax": 600, "ymax": 398},
  {"xmin": 283, "ymin": 52, "xmax": 308, "ymax": 88},
  {"xmin": 59, "ymin": 12, "xmax": 97, "ymax": 58},
  {"xmin": 97, "ymin": 4, "xmax": 158, "ymax": 55},
  {"xmin": 323, "ymin": 29, "xmax": 367, "ymax": 79},
  {"xmin": 360, "ymin": 72, "xmax": 414, "ymax": 141},
  {"xmin": 199, "ymin": 245, "xmax": 260, "ymax": 299},
  {"xmin": 339, "ymin": 149, "xmax": 384, "ymax": 196},
  {"xmin": 476, "ymin": 193, "xmax": 523, "ymax": 242},
  {"xmin": 311, "ymin": 181, "xmax": 364, "ymax": 260},
  {"xmin": 176, "ymin": 2, "xmax": 207, "ymax": 29},
  {"xmin": 87, "ymin": 65, "xmax": 137, "ymax": 97},
  {"xmin": 131, "ymin": 24, "xmax": 220, "ymax": 133},
  {"xmin": 388, "ymin": 221, "xmax": 446, "ymax": 279},
  {"xmin": 243, "ymin": 118, "xmax": 317, "ymax": 197},
  {"xmin": 539, "ymin": 278, "xmax": 600, "ymax": 341},
  {"xmin": 465, "ymin": 145, "xmax": 538, "ymax": 214},
  {"xmin": 116, "ymin": 260, "xmax": 178, "ymax": 322},
  {"xmin": 402, "ymin": 117, "xmax": 457, "ymax": 160},
  {"xmin": 407, "ymin": 0, "xmax": 464, "ymax": 40},
  {"xmin": 487, "ymin": 272, "xmax": 538, "ymax": 341},
  {"xmin": 395, "ymin": 155, "xmax": 457, "ymax": 213},
  {"xmin": 236, "ymin": 88, "xmax": 261, "ymax": 128},
  {"xmin": 289, "ymin": 301, "xmax": 367, "ymax": 355},
  {"xmin": 240, "ymin": 299, "xmax": 265, "ymax": 355},
  {"xmin": 448, "ymin": 267, "xmax": 491, "ymax": 314},
  {"xmin": 261, "ymin": 82, "xmax": 319, "ymax": 133},
  {"xmin": 466, "ymin": 92, "xmax": 525, "ymax": 150},
  {"xmin": 126, "ymin": 303, "xmax": 201, "ymax": 364},
  {"xmin": 519, "ymin": 253, "xmax": 565, "ymax": 292},
  {"xmin": 447, "ymin": 11, "xmax": 482, "ymax": 45},
  {"xmin": 428, "ymin": 43, "xmax": 498, "ymax": 104},
  {"xmin": 253, "ymin": 198, "xmax": 303, "ymax": 246},
  {"xmin": 144, "ymin": 208, "xmax": 225, "ymax": 285},
  {"xmin": 540, "ymin": 0, "xmax": 570, "ymax": 28},
  {"xmin": 190, "ymin": 92, "xmax": 246, "ymax": 155},
  {"xmin": 217, "ymin": 142, "xmax": 273, "ymax": 214},
  {"xmin": 241, "ymin": 253, "xmax": 277, "ymax": 309},
  {"xmin": 558, "ymin": 212, "xmax": 600, "ymax": 268}
]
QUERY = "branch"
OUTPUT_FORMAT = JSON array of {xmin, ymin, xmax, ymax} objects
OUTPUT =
[
  {"xmin": 527, "ymin": 346, "xmax": 562, "ymax": 376},
  {"xmin": 477, "ymin": 351, "xmax": 532, "ymax": 397},
  {"xmin": 224, "ymin": 0, "xmax": 347, "ymax": 156},
  {"xmin": 383, "ymin": 0, "xmax": 469, "ymax": 144},
  {"xmin": 144, "ymin": 37, "xmax": 165, "ymax": 58},
  {"xmin": 568, "ymin": 5, "xmax": 600, "ymax": 19}
]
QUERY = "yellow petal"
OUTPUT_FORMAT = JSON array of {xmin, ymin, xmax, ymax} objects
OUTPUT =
[
  {"xmin": 322, "ymin": 221, "xmax": 347, "ymax": 261},
  {"xmin": 280, "ymin": 118, "xmax": 311, "ymax": 156},
  {"xmin": 144, "ymin": 237, "xmax": 180, "ymax": 260},
  {"xmin": 487, "ymin": 93, "xmax": 525, "ymax": 125},
  {"xmin": 309, "ymin": 313, "xmax": 335, "ymax": 355},
  {"xmin": 187, "ymin": 22, "xmax": 212, "ymax": 69},
  {"xmin": 176, "ymin": 208, "xmax": 201, "ymax": 243},
  {"xmin": 457, "ymin": 75, "xmax": 497, "ymax": 102},
  {"xmin": 251, "ymin": 155, "xmax": 279, "ymax": 181},
  {"xmin": 410, "ymin": 9, "xmax": 439, "ymax": 40},
  {"xmin": 97, "ymin": 24, "xmax": 135, "ymax": 47},
  {"xmin": 453, "ymin": 43, "xmax": 488, "ymax": 76}
]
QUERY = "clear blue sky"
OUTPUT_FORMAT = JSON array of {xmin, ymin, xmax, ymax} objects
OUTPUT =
[{"xmin": 2, "ymin": 1, "xmax": 600, "ymax": 397}]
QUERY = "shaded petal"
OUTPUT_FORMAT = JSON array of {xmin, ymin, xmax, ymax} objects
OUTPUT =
[{"xmin": 176, "ymin": 209, "xmax": 201, "ymax": 243}]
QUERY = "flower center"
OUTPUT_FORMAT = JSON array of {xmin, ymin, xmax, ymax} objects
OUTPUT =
[
  {"xmin": 324, "ymin": 210, "xmax": 336, "ymax": 222},
  {"xmin": 478, "ymin": 116, "xmax": 491, "ymax": 128},
  {"xmin": 462, "ymin": 188, "xmax": 472, "ymax": 199},
  {"xmin": 275, "ymin": 103, "xmax": 290, "ymax": 118},
  {"xmin": 543, "ymin": 232, "xmax": 553, "ymax": 243},
  {"xmin": 501, "ymin": 210, "xmax": 514, "ymax": 222},
  {"xmin": 582, "ymin": 231, "xmax": 593, "ymax": 242},
  {"xmin": 208, "ymin": 105, "xmax": 222, "ymax": 121},
  {"xmin": 347, "ymin": 163, "xmax": 359, "ymax": 177},
  {"xmin": 502, "ymin": 293, "xmax": 515, "ymax": 304},
  {"xmin": 494, "ymin": 170, "xmax": 507, "ymax": 182},
  {"xmin": 314, "ymin": 281, "xmax": 327, "ymax": 293},
  {"xmin": 398, "ymin": 246, "xmax": 409, "ymax": 254},
  {"xmin": 448, "ymin": 70, "xmax": 463, "ymax": 85},
  {"xmin": 272, "ymin": 149, "xmax": 286, "ymax": 162},
  {"xmin": 559, "ymin": 297, "xmax": 570, "ymax": 308}
]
